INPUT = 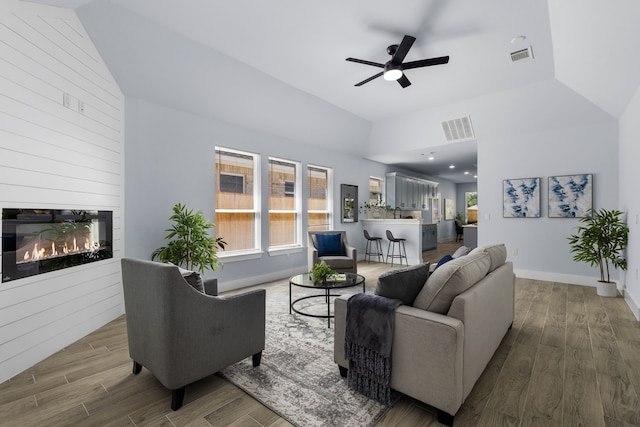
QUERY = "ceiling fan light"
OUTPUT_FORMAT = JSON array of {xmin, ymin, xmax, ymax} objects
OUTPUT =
[{"xmin": 383, "ymin": 63, "xmax": 402, "ymax": 81}]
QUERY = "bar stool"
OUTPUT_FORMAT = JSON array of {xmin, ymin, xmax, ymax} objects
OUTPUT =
[
  {"xmin": 385, "ymin": 230, "xmax": 408, "ymax": 266},
  {"xmin": 363, "ymin": 229, "xmax": 384, "ymax": 263}
]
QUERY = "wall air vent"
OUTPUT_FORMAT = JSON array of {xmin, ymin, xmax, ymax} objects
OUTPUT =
[
  {"xmin": 441, "ymin": 116, "xmax": 475, "ymax": 142},
  {"xmin": 510, "ymin": 46, "xmax": 534, "ymax": 63}
]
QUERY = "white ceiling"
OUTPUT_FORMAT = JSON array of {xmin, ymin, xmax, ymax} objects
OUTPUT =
[
  {"xmin": 94, "ymin": 0, "xmax": 556, "ymax": 123},
  {"xmin": 21, "ymin": 0, "xmax": 640, "ymax": 184}
]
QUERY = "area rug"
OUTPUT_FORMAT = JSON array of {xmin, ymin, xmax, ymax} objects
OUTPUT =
[{"xmin": 220, "ymin": 286, "xmax": 389, "ymax": 427}]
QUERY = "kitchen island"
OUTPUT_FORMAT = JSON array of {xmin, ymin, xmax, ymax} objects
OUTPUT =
[
  {"xmin": 463, "ymin": 224, "xmax": 478, "ymax": 249},
  {"xmin": 361, "ymin": 219, "xmax": 437, "ymax": 265}
]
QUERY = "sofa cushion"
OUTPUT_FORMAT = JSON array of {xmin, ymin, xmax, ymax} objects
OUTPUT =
[
  {"xmin": 177, "ymin": 266, "xmax": 204, "ymax": 293},
  {"xmin": 320, "ymin": 255, "xmax": 353, "ymax": 269},
  {"xmin": 316, "ymin": 233, "xmax": 345, "ymax": 257},
  {"xmin": 375, "ymin": 262, "xmax": 430, "ymax": 305},
  {"xmin": 413, "ymin": 251, "xmax": 491, "ymax": 314},
  {"xmin": 470, "ymin": 243, "xmax": 507, "ymax": 272}
]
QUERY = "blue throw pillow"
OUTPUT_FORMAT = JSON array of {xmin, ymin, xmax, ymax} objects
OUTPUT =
[
  {"xmin": 434, "ymin": 254, "xmax": 454, "ymax": 271},
  {"xmin": 316, "ymin": 233, "xmax": 345, "ymax": 257}
]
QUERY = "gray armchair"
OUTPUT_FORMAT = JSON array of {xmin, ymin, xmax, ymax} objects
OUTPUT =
[
  {"xmin": 121, "ymin": 258, "xmax": 265, "ymax": 410},
  {"xmin": 308, "ymin": 230, "xmax": 357, "ymax": 274}
]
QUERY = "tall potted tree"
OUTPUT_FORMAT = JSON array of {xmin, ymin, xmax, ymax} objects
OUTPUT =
[
  {"xmin": 568, "ymin": 208, "xmax": 629, "ymax": 297},
  {"xmin": 151, "ymin": 203, "xmax": 224, "ymax": 273}
]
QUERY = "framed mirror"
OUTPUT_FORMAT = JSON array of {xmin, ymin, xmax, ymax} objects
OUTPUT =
[{"xmin": 341, "ymin": 184, "xmax": 358, "ymax": 223}]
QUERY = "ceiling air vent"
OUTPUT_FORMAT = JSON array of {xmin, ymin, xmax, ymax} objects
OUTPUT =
[
  {"xmin": 441, "ymin": 116, "xmax": 475, "ymax": 142},
  {"xmin": 510, "ymin": 46, "xmax": 534, "ymax": 63}
]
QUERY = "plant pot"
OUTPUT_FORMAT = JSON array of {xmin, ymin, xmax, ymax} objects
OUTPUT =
[{"xmin": 596, "ymin": 280, "xmax": 618, "ymax": 297}]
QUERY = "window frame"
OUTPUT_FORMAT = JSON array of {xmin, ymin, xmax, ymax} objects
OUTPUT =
[
  {"xmin": 268, "ymin": 156, "xmax": 302, "ymax": 250},
  {"xmin": 214, "ymin": 146, "xmax": 261, "ymax": 257},
  {"xmin": 306, "ymin": 164, "xmax": 333, "ymax": 232}
]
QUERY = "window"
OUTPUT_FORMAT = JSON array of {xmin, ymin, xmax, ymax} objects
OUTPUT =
[
  {"xmin": 369, "ymin": 176, "xmax": 384, "ymax": 205},
  {"xmin": 269, "ymin": 157, "xmax": 301, "ymax": 248},
  {"xmin": 307, "ymin": 165, "xmax": 332, "ymax": 231},
  {"xmin": 215, "ymin": 147, "xmax": 260, "ymax": 252},
  {"xmin": 466, "ymin": 191, "xmax": 478, "ymax": 224}
]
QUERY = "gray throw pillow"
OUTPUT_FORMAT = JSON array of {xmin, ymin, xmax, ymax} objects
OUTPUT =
[
  {"xmin": 452, "ymin": 246, "xmax": 471, "ymax": 258},
  {"xmin": 375, "ymin": 262, "xmax": 431, "ymax": 306},
  {"xmin": 177, "ymin": 266, "xmax": 204, "ymax": 293}
]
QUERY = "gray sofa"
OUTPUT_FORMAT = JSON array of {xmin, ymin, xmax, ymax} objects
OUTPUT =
[
  {"xmin": 334, "ymin": 244, "xmax": 514, "ymax": 426},
  {"xmin": 121, "ymin": 258, "xmax": 266, "ymax": 410}
]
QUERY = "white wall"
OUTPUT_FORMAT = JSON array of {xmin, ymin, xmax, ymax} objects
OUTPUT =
[
  {"xmin": 76, "ymin": 0, "xmax": 371, "ymax": 159},
  {"xmin": 0, "ymin": 1, "xmax": 124, "ymax": 383},
  {"xmin": 125, "ymin": 98, "xmax": 389, "ymax": 291},
  {"xmin": 619, "ymin": 84, "xmax": 640, "ymax": 319},
  {"xmin": 480, "ymin": 120, "xmax": 618, "ymax": 284},
  {"xmin": 370, "ymin": 79, "xmax": 619, "ymax": 284}
]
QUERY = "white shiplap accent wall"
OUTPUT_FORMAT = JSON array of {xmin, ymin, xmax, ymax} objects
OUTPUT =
[{"xmin": 0, "ymin": 1, "xmax": 124, "ymax": 383}]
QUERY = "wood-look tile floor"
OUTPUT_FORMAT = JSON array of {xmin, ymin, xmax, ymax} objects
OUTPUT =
[{"xmin": 2, "ymin": 241, "xmax": 640, "ymax": 426}]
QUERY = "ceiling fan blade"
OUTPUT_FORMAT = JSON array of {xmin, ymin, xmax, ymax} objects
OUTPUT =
[
  {"xmin": 346, "ymin": 57, "xmax": 385, "ymax": 68},
  {"xmin": 355, "ymin": 72, "xmax": 383, "ymax": 86},
  {"xmin": 403, "ymin": 56, "xmax": 450, "ymax": 70},
  {"xmin": 397, "ymin": 74, "xmax": 411, "ymax": 88},
  {"xmin": 391, "ymin": 35, "xmax": 416, "ymax": 64}
]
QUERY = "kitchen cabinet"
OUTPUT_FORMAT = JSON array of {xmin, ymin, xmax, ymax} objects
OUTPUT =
[
  {"xmin": 386, "ymin": 172, "xmax": 438, "ymax": 210},
  {"xmin": 422, "ymin": 223, "xmax": 437, "ymax": 251}
]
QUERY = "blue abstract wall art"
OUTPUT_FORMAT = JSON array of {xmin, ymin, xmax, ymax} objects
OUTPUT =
[
  {"xmin": 548, "ymin": 174, "xmax": 592, "ymax": 218},
  {"xmin": 503, "ymin": 178, "xmax": 541, "ymax": 218}
]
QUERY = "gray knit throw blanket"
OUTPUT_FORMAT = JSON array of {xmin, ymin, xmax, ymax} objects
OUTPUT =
[{"xmin": 345, "ymin": 293, "xmax": 402, "ymax": 406}]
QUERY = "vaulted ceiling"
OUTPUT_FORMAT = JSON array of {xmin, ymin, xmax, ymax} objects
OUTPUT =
[{"xmin": 24, "ymin": 0, "xmax": 640, "ymax": 183}]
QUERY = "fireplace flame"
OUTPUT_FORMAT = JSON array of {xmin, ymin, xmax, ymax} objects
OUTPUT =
[{"xmin": 19, "ymin": 237, "xmax": 102, "ymax": 264}]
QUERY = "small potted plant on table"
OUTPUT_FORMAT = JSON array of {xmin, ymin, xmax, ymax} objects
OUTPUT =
[{"xmin": 311, "ymin": 261, "xmax": 336, "ymax": 285}]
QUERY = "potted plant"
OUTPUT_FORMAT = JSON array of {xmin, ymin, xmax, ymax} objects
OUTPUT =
[
  {"xmin": 568, "ymin": 208, "xmax": 629, "ymax": 297},
  {"xmin": 359, "ymin": 201, "xmax": 394, "ymax": 219},
  {"xmin": 311, "ymin": 261, "xmax": 336, "ymax": 285},
  {"xmin": 151, "ymin": 203, "xmax": 224, "ymax": 273}
]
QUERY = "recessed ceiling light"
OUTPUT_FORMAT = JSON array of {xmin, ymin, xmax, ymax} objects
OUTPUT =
[
  {"xmin": 464, "ymin": 171, "xmax": 469, "ymax": 175},
  {"xmin": 449, "ymin": 165, "xmax": 455, "ymax": 169},
  {"xmin": 428, "ymin": 155, "xmax": 435, "ymax": 160},
  {"xmin": 511, "ymin": 35, "xmax": 526, "ymax": 44},
  {"xmin": 474, "ymin": 175, "xmax": 478, "ymax": 179}
]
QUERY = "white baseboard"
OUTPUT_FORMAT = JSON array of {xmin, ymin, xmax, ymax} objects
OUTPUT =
[
  {"xmin": 624, "ymin": 292, "xmax": 640, "ymax": 321},
  {"xmin": 514, "ymin": 269, "xmax": 598, "ymax": 287},
  {"xmin": 217, "ymin": 266, "xmax": 308, "ymax": 293}
]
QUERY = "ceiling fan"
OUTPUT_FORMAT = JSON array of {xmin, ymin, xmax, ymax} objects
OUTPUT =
[{"xmin": 346, "ymin": 35, "xmax": 449, "ymax": 88}]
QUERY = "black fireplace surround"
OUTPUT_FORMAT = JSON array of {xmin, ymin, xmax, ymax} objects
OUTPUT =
[{"xmin": 2, "ymin": 209, "xmax": 113, "ymax": 283}]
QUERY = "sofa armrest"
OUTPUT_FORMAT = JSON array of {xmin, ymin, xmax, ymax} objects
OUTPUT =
[
  {"xmin": 308, "ymin": 246, "xmax": 319, "ymax": 271},
  {"xmin": 345, "ymin": 244, "xmax": 357, "ymax": 260},
  {"xmin": 334, "ymin": 294, "xmax": 465, "ymax": 415},
  {"xmin": 447, "ymin": 261, "xmax": 514, "ymax": 399},
  {"xmin": 203, "ymin": 278, "xmax": 218, "ymax": 296}
]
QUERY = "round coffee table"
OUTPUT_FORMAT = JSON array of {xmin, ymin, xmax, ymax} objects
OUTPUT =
[{"xmin": 289, "ymin": 273, "xmax": 365, "ymax": 328}]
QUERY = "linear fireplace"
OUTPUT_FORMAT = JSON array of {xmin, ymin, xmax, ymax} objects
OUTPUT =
[{"xmin": 2, "ymin": 209, "xmax": 113, "ymax": 283}]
